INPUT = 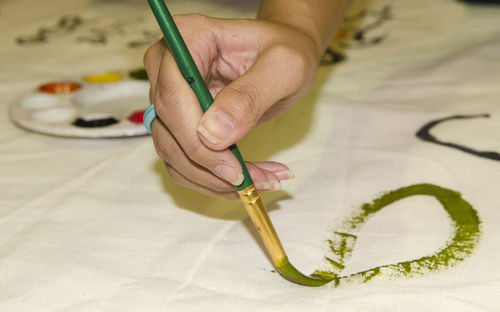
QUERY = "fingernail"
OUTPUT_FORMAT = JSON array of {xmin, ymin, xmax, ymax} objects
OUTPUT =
[
  {"xmin": 197, "ymin": 111, "xmax": 233, "ymax": 144},
  {"xmin": 275, "ymin": 170, "xmax": 294, "ymax": 181},
  {"xmin": 215, "ymin": 165, "xmax": 244, "ymax": 185},
  {"xmin": 272, "ymin": 180, "xmax": 282, "ymax": 190},
  {"xmin": 256, "ymin": 180, "xmax": 281, "ymax": 192}
]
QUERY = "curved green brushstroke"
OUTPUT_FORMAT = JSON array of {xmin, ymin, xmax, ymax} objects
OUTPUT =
[{"xmin": 275, "ymin": 183, "xmax": 481, "ymax": 287}]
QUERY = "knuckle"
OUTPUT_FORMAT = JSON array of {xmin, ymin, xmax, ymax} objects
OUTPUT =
[
  {"xmin": 152, "ymin": 131, "xmax": 182, "ymax": 164},
  {"xmin": 172, "ymin": 13, "xmax": 192, "ymax": 23},
  {"xmin": 225, "ymin": 83, "xmax": 261, "ymax": 124},
  {"xmin": 164, "ymin": 164, "xmax": 184, "ymax": 185},
  {"xmin": 143, "ymin": 41, "xmax": 161, "ymax": 69},
  {"xmin": 172, "ymin": 14, "xmax": 188, "ymax": 27},
  {"xmin": 154, "ymin": 85, "xmax": 185, "ymax": 116},
  {"xmin": 182, "ymin": 141, "xmax": 206, "ymax": 165},
  {"xmin": 173, "ymin": 14, "xmax": 209, "ymax": 30},
  {"xmin": 143, "ymin": 47, "xmax": 154, "ymax": 68},
  {"xmin": 153, "ymin": 139, "xmax": 171, "ymax": 162}
]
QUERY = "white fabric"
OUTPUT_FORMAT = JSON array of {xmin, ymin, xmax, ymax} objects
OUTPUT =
[{"xmin": 1, "ymin": 0, "xmax": 500, "ymax": 311}]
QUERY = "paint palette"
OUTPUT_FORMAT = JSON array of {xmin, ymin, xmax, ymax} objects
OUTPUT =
[{"xmin": 10, "ymin": 70, "xmax": 150, "ymax": 138}]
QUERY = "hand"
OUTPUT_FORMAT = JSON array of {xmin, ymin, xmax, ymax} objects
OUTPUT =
[{"xmin": 144, "ymin": 14, "xmax": 321, "ymax": 199}]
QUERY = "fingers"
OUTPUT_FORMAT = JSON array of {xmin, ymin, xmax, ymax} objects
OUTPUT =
[
  {"xmin": 196, "ymin": 45, "xmax": 308, "ymax": 151},
  {"xmin": 163, "ymin": 162, "xmax": 292, "ymax": 200},
  {"xmin": 142, "ymin": 16, "xmax": 306, "ymax": 199},
  {"xmin": 144, "ymin": 40, "xmax": 165, "ymax": 102},
  {"xmin": 152, "ymin": 117, "xmax": 294, "ymax": 198},
  {"xmin": 248, "ymin": 161, "xmax": 295, "ymax": 181},
  {"xmin": 246, "ymin": 161, "xmax": 294, "ymax": 192},
  {"xmin": 154, "ymin": 50, "xmax": 250, "ymax": 185},
  {"xmin": 163, "ymin": 162, "xmax": 240, "ymax": 200},
  {"xmin": 151, "ymin": 118, "xmax": 234, "ymax": 192}
]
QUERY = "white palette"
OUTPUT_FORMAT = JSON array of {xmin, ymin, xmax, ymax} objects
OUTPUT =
[{"xmin": 10, "ymin": 74, "xmax": 150, "ymax": 138}]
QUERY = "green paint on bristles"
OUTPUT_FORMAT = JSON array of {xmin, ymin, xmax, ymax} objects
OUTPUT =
[
  {"xmin": 276, "ymin": 257, "xmax": 332, "ymax": 287},
  {"xmin": 273, "ymin": 184, "xmax": 481, "ymax": 287}
]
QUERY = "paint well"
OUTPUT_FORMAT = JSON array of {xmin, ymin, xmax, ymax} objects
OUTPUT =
[
  {"xmin": 75, "ymin": 80, "xmax": 149, "ymax": 109},
  {"xmin": 31, "ymin": 107, "xmax": 77, "ymax": 123},
  {"xmin": 39, "ymin": 81, "xmax": 81, "ymax": 94},
  {"xmin": 129, "ymin": 69, "xmax": 148, "ymax": 81},
  {"xmin": 11, "ymin": 74, "xmax": 150, "ymax": 138},
  {"xmin": 73, "ymin": 113, "xmax": 119, "ymax": 128},
  {"xmin": 127, "ymin": 110, "xmax": 145, "ymax": 124},
  {"xmin": 20, "ymin": 93, "xmax": 60, "ymax": 109},
  {"xmin": 84, "ymin": 72, "xmax": 123, "ymax": 83}
]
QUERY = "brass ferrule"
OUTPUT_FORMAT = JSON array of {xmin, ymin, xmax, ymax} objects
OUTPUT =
[{"xmin": 237, "ymin": 184, "xmax": 286, "ymax": 263}]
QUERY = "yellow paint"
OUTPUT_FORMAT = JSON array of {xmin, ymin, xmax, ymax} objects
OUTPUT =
[{"xmin": 84, "ymin": 72, "xmax": 123, "ymax": 83}]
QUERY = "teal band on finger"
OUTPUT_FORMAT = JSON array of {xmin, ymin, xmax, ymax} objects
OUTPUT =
[{"xmin": 143, "ymin": 103, "xmax": 157, "ymax": 133}]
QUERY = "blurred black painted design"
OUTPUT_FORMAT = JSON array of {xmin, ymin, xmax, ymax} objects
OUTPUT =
[
  {"xmin": 320, "ymin": 5, "xmax": 393, "ymax": 66},
  {"xmin": 335, "ymin": 5, "xmax": 392, "ymax": 49},
  {"xmin": 320, "ymin": 48, "xmax": 346, "ymax": 65},
  {"xmin": 15, "ymin": 14, "xmax": 159, "ymax": 48},
  {"xmin": 416, "ymin": 114, "xmax": 500, "ymax": 161},
  {"xmin": 16, "ymin": 15, "xmax": 83, "ymax": 45}
]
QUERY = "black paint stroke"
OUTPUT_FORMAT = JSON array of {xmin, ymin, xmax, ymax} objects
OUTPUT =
[
  {"xmin": 337, "ymin": 5, "xmax": 392, "ymax": 49},
  {"xmin": 416, "ymin": 114, "xmax": 500, "ymax": 161}
]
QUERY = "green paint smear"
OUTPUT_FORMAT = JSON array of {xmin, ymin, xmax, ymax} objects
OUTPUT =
[{"xmin": 276, "ymin": 184, "xmax": 481, "ymax": 287}]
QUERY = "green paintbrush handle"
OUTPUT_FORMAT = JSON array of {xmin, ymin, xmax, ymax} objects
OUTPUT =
[{"xmin": 147, "ymin": 0, "xmax": 252, "ymax": 190}]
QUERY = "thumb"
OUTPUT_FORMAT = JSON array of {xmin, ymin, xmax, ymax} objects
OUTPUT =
[{"xmin": 196, "ymin": 49, "xmax": 302, "ymax": 150}]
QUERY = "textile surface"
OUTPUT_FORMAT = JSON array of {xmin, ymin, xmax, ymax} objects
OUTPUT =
[{"xmin": 1, "ymin": 0, "xmax": 499, "ymax": 311}]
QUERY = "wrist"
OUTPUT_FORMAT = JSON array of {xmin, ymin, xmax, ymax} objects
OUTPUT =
[
  {"xmin": 257, "ymin": 0, "xmax": 352, "ymax": 57},
  {"xmin": 257, "ymin": 12, "xmax": 323, "ymax": 58}
]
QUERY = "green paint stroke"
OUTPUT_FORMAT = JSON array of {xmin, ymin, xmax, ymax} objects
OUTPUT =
[{"xmin": 276, "ymin": 183, "xmax": 481, "ymax": 287}]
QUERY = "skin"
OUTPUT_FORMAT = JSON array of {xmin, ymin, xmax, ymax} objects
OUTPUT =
[{"xmin": 144, "ymin": 0, "xmax": 352, "ymax": 199}]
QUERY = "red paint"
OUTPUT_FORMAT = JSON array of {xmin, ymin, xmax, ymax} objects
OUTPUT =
[
  {"xmin": 39, "ymin": 81, "xmax": 81, "ymax": 94},
  {"xmin": 127, "ymin": 110, "xmax": 145, "ymax": 124}
]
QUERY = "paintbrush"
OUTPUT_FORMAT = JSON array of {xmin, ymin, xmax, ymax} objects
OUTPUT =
[{"xmin": 147, "ymin": 0, "xmax": 330, "ymax": 286}]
